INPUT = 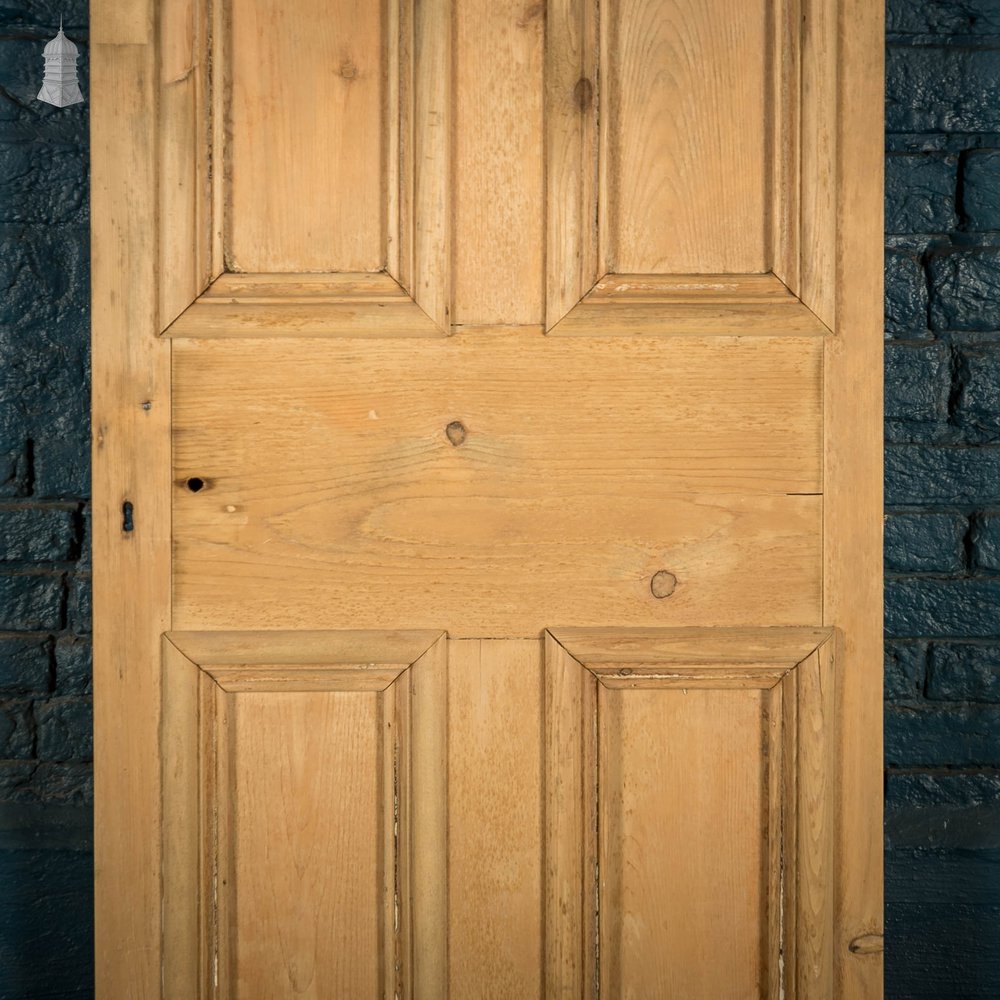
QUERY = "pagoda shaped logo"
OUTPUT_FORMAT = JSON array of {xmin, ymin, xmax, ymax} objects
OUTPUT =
[{"xmin": 37, "ymin": 19, "xmax": 84, "ymax": 108}]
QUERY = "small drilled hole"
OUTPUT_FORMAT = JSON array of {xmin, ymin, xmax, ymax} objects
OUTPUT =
[{"xmin": 186, "ymin": 477, "xmax": 205, "ymax": 493}]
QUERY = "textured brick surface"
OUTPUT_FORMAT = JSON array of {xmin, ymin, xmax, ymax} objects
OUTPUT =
[
  {"xmin": 885, "ymin": 512, "xmax": 966, "ymax": 572},
  {"xmin": 962, "ymin": 149, "xmax": 1000, "ymax": 230},
  {"xmin": 885, "ymin": 8, "xmax": 1000, "ymax": 995},
  {"xmin": 886, "ymin": 154, "xmax": 958, "ymax": 233}
]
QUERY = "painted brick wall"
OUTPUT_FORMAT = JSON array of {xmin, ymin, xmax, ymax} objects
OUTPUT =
[
  {"xmin": 0, "ymin": 3, "xmax": 93, "ymax": 998},
  {"xmin": 2, "ymin": 1, "xmax": 1000, "ymax": 998},
  {"xmin": 885, "ymin": 2, "xmax": 1000, "ymax": 997}
]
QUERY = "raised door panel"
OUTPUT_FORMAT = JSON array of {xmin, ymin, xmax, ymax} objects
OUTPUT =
[
  {"xmin": 161, "ymin": 632, "xmax": 448, "ymax": 999},
  {"xmin": 545, "ymin": 628, "xmax": 836, "ymax": 999}
]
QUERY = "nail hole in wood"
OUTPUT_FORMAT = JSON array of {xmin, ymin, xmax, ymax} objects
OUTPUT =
[
  {"xmin": 186, "ymin": 477, "xmax": 205, "ymax": 493},
  {"xmin": 650, "ymin": 570, "xmax": 677, "ymax": 599},
  {"xmin": 445, "ymin": 421, "xmax": 467, "ymax": 447}
]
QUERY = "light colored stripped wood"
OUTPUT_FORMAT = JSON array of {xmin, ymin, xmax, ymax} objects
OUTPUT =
[
  {"xmin": 546, "ymin": 0, "xmax": 600, "ymax": 328},
  {"xmin": 828, "ymin": 1, "xmax": 885, "ymax": 995},
  {"xmin": 159, "ymin": 0, "xmax": 211, "ymax": 330},
  {"xmin": 91, "ymin": 2, "xmax": 171, "ymax": 995},
  {"xmin": 448, "ymin": 639, "xmax": 544, "ymax": 998},
  {"xmin": 453, "ymin": 0, "xmax": 545, "ymax": 324},
  {"xmin": 543, "ymin": 633, "xmax": 598, "ymax": 999},
  {"xmin": 227, "ymin": 0, "xmax": 385, "ymax": 273}
]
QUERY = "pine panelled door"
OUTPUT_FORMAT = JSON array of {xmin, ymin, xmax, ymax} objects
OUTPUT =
[{"xmin": 91, "ymin": 0, "xmax": 883, "ymax": 997}]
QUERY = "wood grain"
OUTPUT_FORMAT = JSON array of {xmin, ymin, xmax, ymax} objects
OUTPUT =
[
  {"xmin": 607, "ymin": 0, "xmax": 769, "ymax": 274},
  {"xmin": 546, "ymin": 0, "xmax": 600, "ymax": 328},
  {"xmin": 159, "ymin": 0, "xmax": 211, "ymax": 330},
  {"xmin": 828, "ymin": 3, "xmax": 885, "ymax": 994},
  {"xmin": 453, "ymin": 0, "xmax": 545, "ymax": 324},
  {"xmin": 600, "ymin": 684, "xmax": 767, "ymax": 997},
  {"xmin": 227, "ymin": 0, "xmax": 384, "ymax": 272},
  {"xmin": 161, "ymin": 631, "xmax": 448, "ymax": 998},
  {"xmin": 543, "ymin": 634, "xmax": 598, "ymax": 999},
  {"xmin": 91, "ymin": 2, "xmax": 171, "ymax": 995},
  {"xmin": 799, "ymin": 0, "xmax": 839, "ymax": 329},
  {"xmin": 172, "ymin": 334, "xmax": 823, "ymax": 635},
  {"xmin": 448, "ymin": 639, "xmax": 544, "ymax": 999}
]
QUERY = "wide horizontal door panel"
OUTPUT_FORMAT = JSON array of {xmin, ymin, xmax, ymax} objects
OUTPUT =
[
  {"xmin": 545, "ymin": 628, "xmax": 836, "ymax": 999},
  {"xmin": 171, "ymin": 335, "xmax": 822, "ymax": 635},
  {"xmin": 161, "ymin": 631, "xmax": 448, "ymax": 999}
]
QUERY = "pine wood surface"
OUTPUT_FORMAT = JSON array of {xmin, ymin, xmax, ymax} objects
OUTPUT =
[{"xmin": 93, "ymin": 0, "xmax": 883, "ymax": 994}]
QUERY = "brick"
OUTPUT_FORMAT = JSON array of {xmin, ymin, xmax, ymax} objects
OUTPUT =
[
  {"xmin": 886, "ymin": 704, "xmax": 1000, "ymax": 766},
  {"xmin": 885, "ymin": 250, "xmax": 930, "ymax": 335},
  {"xmin": 886, "ymin": 578, "xmax": 1000, "ymax": 637},
  {"xmin": 886, "ymin": 444, "xmax": 1000, "ymax": 504},
  {"xmin": 962, "ymin": 150, "xmax": 1000, "ymax": 230},
  {"xmin": 35, "ymin": 698, "xmax": 92, "ymax": 762},
  {"xmin": 32, "ymin": 426, "xmax": 90, "ymax": 498},
  {"xmin": 885, "ymin": 513, "xmax": 966, "ymax": 573},
  {"xmin": 0, "ymin": 141, "xmax": 88, "ymax": 226},
  {"xmin": 0, "ymin": 636, "xmax": 50, "ymax": 695},
  {"xmin": 972, "ymin": 513, "xmax": 1000, "ymax": 569},
  {"xmin": 0, "ymin": 574, "xmax": 62, "ymax": 631},
  {"xmin": 54, "ymin": 636, "xmax": 90, "ymax": 695},
  {"xmin": 884, "ymin": 343, "xmax": 951, "ymax": 422},
  {"xmin": 0, "ymin": 702, "xmax": 33, "ymax": 759},
  {"xmin": 885, "ymin": 154, "xmax": 958, "ymax": 233},
  {"xmin": 0, "ymin": 507, "xmax": 75, "ymax": 562},
  {"xmin": 887, "ymin": 47, "xmax": 1000, "ymax": 133},
  {"xmin": 65, "ymin": 575, "xmax": 90, "ymax": 634},
  {"xmin": 929, "ymin": 250, "xmax": 1000, "ymax": 330},
  {"xmin": 927, "ymin": 642, "xmax": 1000, "ymax": 701},
  {"xmin": 0, "ymin": 761, "xmax": 92, "ymax": 806},
  {"xmin": 885, "ymin": 642, "xmax": 928, "ymax": 701},
  {"xmin": 888, "ymin": 0, "xmax": 1000, "ymax": 35},
  {"xmin": 954, "ymin": 348, "xmax": 1000, "ymax": 441}
]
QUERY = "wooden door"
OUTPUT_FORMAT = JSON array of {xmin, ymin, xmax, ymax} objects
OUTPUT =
[{"xmin": 91, "ymin": 0, "xmax": 884, "ymax": 997}]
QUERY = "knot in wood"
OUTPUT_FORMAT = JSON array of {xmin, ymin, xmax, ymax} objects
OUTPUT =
[
  {"xmin": 445, "ymin": 421, "xmax": 467, "ymax": 446},
  {"xmin": 650, "ymin": 570, "xmax": 677, "ymax": 599}
]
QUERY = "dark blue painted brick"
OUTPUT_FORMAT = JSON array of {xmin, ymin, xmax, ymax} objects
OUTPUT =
[
  {"xmin": 927, "ymin": 642, "xmax": 1000, "ymax": 700},
  {"xmin": 962, "ymin": 150, "xmax": 1000, "ymax": 230},
  {"xmin": 955, "ymin": 348, "xmax": 1000, "ymax": 441},
  {"xmin": 35, "ymin": 699, "xmax": 91, "ymax": 763},
  {"xmin": 886, "ymin": 250, "xmax": 930, "ymax": 335},
  {"xmin": 0, "ymin": 574, "xmax": 62, "ymax": 631},
  {"xmin": 885, "ymin": 642, "xmax": 928, "ymax": 701},
  {"xmin": 886, "ymin": 704, "xmax": 1000, "ymax": 765},
  {"xmin": 886, "ymin": 513, "xmax": 967, "ymax": 573},
  {"xmin": 54, "ymin": 636, "xmax": 90, "ymax": 695},
  {"xmin": 885, "ymin": 343, "xmax": 951, "ymax": 422},
  {"xmin": 888, "ymin": 0, "xmax": 1000, "ymax": 35},
  {"xmin": 887, "ymin": 47, "xmax": 1000, "ymax": 132},
  {"xmin": 0, "ymin": 844, "xmax": 94, "ymax": 1000},
  {"xmin": 885, "ymin": 512, "xmax": 966, "ymax": 572},
  {"xmin": 0, "ymin": 762, "xmax": 92, "ymax": 806},
  {"xmin": 886, "ymin": 772, "xmax": 1000, "ymax": 848},
  {"xmin": 885, "ymin": 154, "xmax": 958, "ymax": 233},
  {"xmin": 33, "ymin": 428, "xmax": 90, "ymax": 499},
  {"xmin": 0, "ymin": 507, "xmax": 75, "ymax": 562},
  {"xmin": 929, "ymin": 250, "xmax": 1000, "ymax": 330},
  {"xmin": 0, "ymin": 702, "xmax": 33, "ymax": 759},
  {"xmin": 0, "ymin": 141, "xmax": 88, "ymax": 226},
  {"xmin": 972, "ymin": 513, "xmax": 1000, "ymax": 568},
  {"xmin": 66, "ymin": 575, "xmax": 90, "ymax": 634},
  {"xmin": 887, "ymin": 577, "xmax": 1000, "ymax": 637},
  {"xmin": 0, "ymin": 637, "xmax": 50, "ymax": 696},
  {"xmin": 886, "ymin": 444, "xmax": 1000, "ymax": 504}
]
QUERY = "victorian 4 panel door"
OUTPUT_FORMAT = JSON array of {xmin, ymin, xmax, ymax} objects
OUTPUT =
[{"xmin": 92, "ymin": 0, "xmax": 884, "ymax": 997}]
